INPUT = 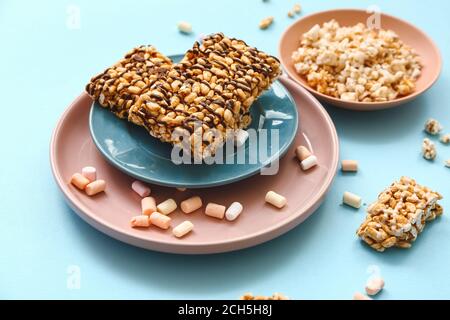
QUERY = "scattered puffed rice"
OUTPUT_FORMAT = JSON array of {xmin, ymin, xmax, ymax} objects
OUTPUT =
[
  {"xmin": 365, "ymin": 277, "xmax": 385, "ymax": 296},
  {"xmin": 293, "ymin": 3, "xmax": 302, "ymax": 13},
  {"xmin": 131, "ymin": 180, "xmax": 151, "ymax": 197},
  {"xmin": 81, "ymin": 166, "xmax": 96, "ymax": 182},
  {"xmin": 445, "ymin": 159, "xmax": 450, "ymax": 168},
  {"xmin": 440, "ymin": 134, "xmax": 450, "ymax": 144},
  {"xmin": 265, "ymin": 191, "xmax": 287, "ymax": 209},
  {"xmin": 353, "ymin": 292, "xmax": 372, "ymax": 300},
  {"xmin": 292, "ymin": 20, "xmax": 422, "ymax": 102},
  {"xmin": 130, "ymin": 215, "xmax": 150, "ymax": 228},
  {"xmin": 225, "ymin": 202, "xmax": 243, "ymax": 221},
  {"xmin": 343, "ymin": 191, "xmax": 361, "ymax": 209},
  {"xmin": 341, "ymin": 160, "xmax": 358, "ymax": 172},
  {"xmin": 259, "ymin": 16, "xmax": 274, "ymax": 30},
  {"xmin": 70, "ymin": 173, "xmax": 90, "ymax": 190},
  {"xmin": 422, "ymin": 138, "xmax": 437, "ymax": 160},
  {"xmin": 177, "ymin": 21, "xmax": 192, "ymax": 34},
  {"xmin": 157, "ymin": 198, "xmax": 177, "ymax": 215},
  {"xmin": 173, "ymin": 221, "xmax": 194, "ymax": 238},
  {"xmin": 300, "ymin": 155, "xmax": 318, "ymax": 171},
  {"xmin": 424, "ymin": 118, "xmax": 443, "ymax": 135},
  {"xmin": 240, "ymin": 292, "xmax": 289, "ymax": 300},
  {"xmin": 85, "ymin": 180, "xmax": 106, "ymax": 196},
  {"xmin": 287, "ymin": 10, "xmax": 295, "ymax": 18}
]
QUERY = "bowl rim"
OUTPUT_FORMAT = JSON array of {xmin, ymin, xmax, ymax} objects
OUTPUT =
[{"xmin": 278, "ymin": 8, "xmax": 443, "ymax": 109}]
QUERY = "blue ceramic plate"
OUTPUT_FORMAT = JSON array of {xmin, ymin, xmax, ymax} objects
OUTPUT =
[{"xmin": 89, "ymin": 55, "xmax": 298, "ymax": 188}]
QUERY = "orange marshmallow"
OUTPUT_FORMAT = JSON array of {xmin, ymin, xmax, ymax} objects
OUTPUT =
[
  {"xmin": 85, "ymin": 180, "xmax": 106, "ymax": 196},
  {"xmin": 141, "ymin": 197, "xmax": 157, "ymax": 216},
  {"xmin": 295, "ymin": 145, "xmax": 311, "ymax": 161},
  {"xmin": 205, "ymin": 203, "xmax": 226, "ymax": 219},
  {"xmin": 150, "ymin": 212, "xmax": 171, "ymax": 230},
  {"xmin": 70, "ymin": 173, "xmax": 90, "ymax": 190},
  {"xmin": 180, "ymin": 196, "xmax": 203, "ymax": 214},
  {"xmin": 130, "ymin": 215, "xmax": 150, "ymax": 228}
]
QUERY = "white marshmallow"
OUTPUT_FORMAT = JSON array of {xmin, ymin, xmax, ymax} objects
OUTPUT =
[
  {"xmin": 343, "ymin": 191, "xmax": 362, "ymax": 209},
  {"xmin": 225, "ymin": 202, "xmax": 243, "ymax": 221},
  {"xmin": 300, "ymin": 155, "xmax": 318, "ymax": 171},
  {"xmin": 81, "ymin": 166, "xmax": 97, "ymax": 182}
]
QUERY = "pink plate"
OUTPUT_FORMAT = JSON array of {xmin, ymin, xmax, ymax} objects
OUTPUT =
[{"xmin": 50, "ymin": 77, "xmax": 339, "ymax": 254}]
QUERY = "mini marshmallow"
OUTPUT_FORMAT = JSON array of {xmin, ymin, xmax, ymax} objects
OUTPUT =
[
  {"xmin": 300, "ymin": 155, "xmax": 318, "ymax": 171},
  {"xmin": 149, "ymin": 212, "xmax": 171, "ymax": 230},
  {"xmin": 353, "ymin": 292, "xmax": 372, "ymax": 300},
  {"xmin": 141, "ymin": 197, "xmax": 157, "ymax": 216},
  {"xmin": 173, "ymin": 221, "xmax": 194, "ymax": 238},
  {"xmin": 365, "ymin": 277, "xmax": 385, "ymax": 296},
  {"xmin": 85, "ymin": 180, "xmax": 106, "ymax": 196},
  {"xmin": 130, "ymin": 215, "xmax": 150, "ymax": 228},
  {"xmin": 341, "ymin": 160, "xmax": 358, "ymax": 172},
  {"xmin": 205, "ymin": 203, "xmax": 226, "ymax": 219},
  {"xmin": 265, "ymin": 191, "xmax": 287, "ymax": 209},
  {"xmin": 157, "ymin": 198, "xmax": 177, "ymax": 215},
  {"xmin": 81, "ymin": 166, "xmax": 96, "ymax": 182},
  {"xmin": 180, "ymin": 196, "xmax": 203, "ymax": 214},
  {"xmin": 235, "ymin": 129, "xmax": 249, "ymax": 147},
  {"xmin": 70, "ymin": 173, "xmax": 90, "ymax": 190},
  {"xmin": 225, "ymin": 202, "xmax": 243, "ymax": 221},
  {"xmin": 131, "ymin": 180, "xmax": 151, "ymax": 198},
  {"xmin": 343, "ymin": 191, "xmax": 361, "ymax": 209},
  {"xmin": 177, "ymin": 21, "xmax": 192, "ymax": 34},
  {"xmin": 295, "ymin": 145, "xmax": 311, "ymax": 161}
]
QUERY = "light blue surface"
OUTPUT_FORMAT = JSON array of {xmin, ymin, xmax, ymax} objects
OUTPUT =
[
  {"xmin": 89, "ymin": 54, "xmax": 298, "ymax": 188},
  {"xmin": 1, "ymin": 0, "xmax": 449, "ymax": 299}
]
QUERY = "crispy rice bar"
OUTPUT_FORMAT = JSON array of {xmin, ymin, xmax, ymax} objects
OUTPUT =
[
  {"xmin": 86, "ymin": 45, "xmax": 172, "ymax": 119},
  {"xmin": 128, "ymin": 33, "xmax": 281, "ymax": 157},
  {"xmin": 357, "ymin": 176, "xmax": 443, "ymax": 252}
]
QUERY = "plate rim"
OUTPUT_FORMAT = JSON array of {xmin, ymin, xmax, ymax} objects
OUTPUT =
[
  {"xmin": 50, "ymin": 77, "xmax": 339, "ymax": 254},
  {"xmin": 278, "ymin": 8, "xmax": 442, "ymax": 111},
  {"xmin": 88, "ymin": 79, "xmax": 299, "ymax": 188}
]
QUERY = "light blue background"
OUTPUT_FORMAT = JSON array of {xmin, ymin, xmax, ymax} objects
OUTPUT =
[{"xmin": 1, "ymin": 0, "xmax": 449, "ymax": 299}]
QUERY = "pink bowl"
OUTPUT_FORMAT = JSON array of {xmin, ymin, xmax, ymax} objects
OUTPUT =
[
  {"xmin": 279, "ymin": 9, "xmax": 442, "ymax": 111},
  {"xmin": 50, "ymin": 77, "xmax": 339, "ymax": 254}
]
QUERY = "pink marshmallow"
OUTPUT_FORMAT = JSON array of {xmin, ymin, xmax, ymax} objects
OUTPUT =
[
  {"xmin": 131, "ymin": 180, "xmax": 151, "ymax": 197},
  {"xmin": 82, "ymin": 166, "xmax": 97, "ymax": 182}
]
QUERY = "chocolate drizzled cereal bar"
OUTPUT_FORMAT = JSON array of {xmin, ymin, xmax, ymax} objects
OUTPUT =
[
  {"xmin": 86, "ymin": 46, "xmax": 173, "ymax": 119},
  {"xmin": 128, "ymin": 33, "xmax": 281, "ymax": 156},
  {"xmin": 357, "ymin": 177, "xmax": 443, "ymax": 252}
]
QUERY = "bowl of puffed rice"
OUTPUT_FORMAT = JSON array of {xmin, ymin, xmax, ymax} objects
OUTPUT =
[{"xmin": 279, "ymin": 9, "xmax": 442, "ymax": 110}]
